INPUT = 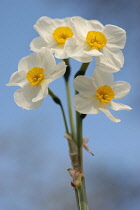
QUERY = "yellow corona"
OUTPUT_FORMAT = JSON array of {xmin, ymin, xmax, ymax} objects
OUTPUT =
[
  {"xmin": 96, "ymin": 85, "xmax": 114, "ymax": 103},
  {"xmin": 52, "ymin": 26, "xmax": 74, "ymax": 44},
  {"xmin": 26, "ymin": 67, "xmax": 45, "ymax": 85},
  {"xmin": 86, "ymin": 31, "xmax": 107, "ymax": 49}
]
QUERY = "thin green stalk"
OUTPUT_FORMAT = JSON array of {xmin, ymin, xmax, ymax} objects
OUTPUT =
[
  {"xmin": 77, "ymin": 178, "xmax": 89, "ymax": 210},
  {"xmin": 75, "ymin": 189, "xmax": 80, "ymax": 210},
  {"xmin": 74, "ymin": 62, "xmax": 90, "ymax": 209},
  {"xmin": 76, "ymin": 112, "xmax": 89, "ymax": 210},
  {"xmin": 75, "ymin": 62, "xmax": 90, "ymax": 150},
  {"xmin": 75, "ymin": 61, "xmax": 90, "ymax": 148},
  {"xmin": 63, "ymin": 59, "xmax": 76, "ymax": 142},
  {"xmin": 48, "ymin": 88, "xmax": 69, "ymax": 133},
  {"xmin": 76, "ymin": 107, "xmax": 83, "ymax": 171},
  {"xmin": 65, "ymin": 80, "xmax": 76, "ymax": 141},
  {"xmin": 74, "ymin": 63, "xmax": 90, "ymax": 78}
]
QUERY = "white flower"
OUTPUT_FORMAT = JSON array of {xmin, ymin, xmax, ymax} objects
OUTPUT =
[
  {"xmin": 73, "ymin": 68, "xmax": 132, "ymax": 123},
  {"xmin": 68, "ymin": 16, "xmax": 126, "ymax": 72},
  {"xmin": 7, "ymin": 48, "xmax": 66, "ymax": 110},
  {"xmin": 30, "ymin": 16, "xmax": 74, "ymax": 59}
]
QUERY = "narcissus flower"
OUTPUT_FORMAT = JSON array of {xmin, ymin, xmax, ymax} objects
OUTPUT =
[
  {"xmin": 68, "ymin": 16, "xmax": 126, "ymax": 72},
  {"xmin": 7, "ymin": 48, "xmax": 66, "ymax": 110},
  {"xmin": 30, "ymin": 16, "xmax": 74, "ymax": 59},
  {"xmin": 74, "ymin": 68, "xmax": 132, "ymax": 122}
]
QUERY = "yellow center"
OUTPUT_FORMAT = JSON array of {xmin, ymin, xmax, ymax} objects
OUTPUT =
[
  {"xmin": 52, "ymin": 26, "xmax": 74, "ymax": 44},
  {"xmin": 26, "ymin": 67, "xmax": 45, "ymax": 85},
  {"xmin": 96, "ymin": 85, "xmax": 114, "ymax": 103},
  {"xmin": 86, "ymin": 31, "xmax": 107, "ymax": 49}
]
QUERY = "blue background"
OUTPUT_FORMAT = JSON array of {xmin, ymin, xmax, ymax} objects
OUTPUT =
[{"xmin": 0, "ymin": 0, "xmax": 140, "ymax": 209}]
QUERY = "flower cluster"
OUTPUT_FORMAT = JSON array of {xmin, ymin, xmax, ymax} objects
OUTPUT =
[
  {"xmin": 30, "ymin": 16, "xmax": 125, "ymax": 72},
  {"xmin": 7, "ymin": 16, "xmax": 131, "ymax": 122}
]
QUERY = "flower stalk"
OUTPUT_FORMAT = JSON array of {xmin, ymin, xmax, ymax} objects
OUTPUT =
[
  {"xmin": 48, "ymin": 88, "xmax": 69, "ymax": 134},
  {"xmin": 76, "ymin": 114, "xmax": 89, "ymax": 210},
  {"xmin": 74, "ymin": 63, "xmax": 91, "ymax": 209},
  {"xmin": 74, "ymin": 63, "xmax": 90, "ymax": 78},
  {"xmin": 77, "ymin": 177, "xmax": 89, "ymax": 210},
  {"xmin": 64, "ymin": 59, "xmax": 77, "ymax": 142},
  {"xmin": 64, "ymin": 62, "xmax": 90, "ymax": 210}
]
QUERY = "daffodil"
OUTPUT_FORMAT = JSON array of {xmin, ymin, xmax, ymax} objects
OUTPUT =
[
  {"xmin": 7, "ymin": 48, "xmax": 66, "ymax": 110},
  {"xmin": 68, "ymin": 16, "xmax": 126, "ymax": 72},
  {"xmin": 73, "ymin": 68, "xmax": 132, "ymax": 122},
  {"xmin": 30, "ymin": 16, "xmax": 74, "ymax": 59}
]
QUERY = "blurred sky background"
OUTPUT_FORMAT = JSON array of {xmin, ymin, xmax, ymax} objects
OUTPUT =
[{"xmin": 0, "ymin": 0, "xmax": 140, "ymax": 209}]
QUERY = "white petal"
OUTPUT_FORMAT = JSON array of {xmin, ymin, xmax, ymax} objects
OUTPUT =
[
  {"xmin": 52, "ymin": 31, "xmax": 84, "ymax": 59},
  {"xmin": 58, "ymin": 37, "xmax": 77, "ymax": 59},
  {"xmin": 112, "ymin": 81, "xmax": 131, "ymax": 99},
  {"xmin": 66, "ymin": 38, "xmax": 93, "ymax": 62},
  {"xmin": 30, "ymin": 37, "xmax": 48, "ymax": 52},
  {"xmin": 96, "ymin": 47, "xmax": 124, "ymax": 73},
  {"xmin": 66, "ymin": 37, "xmax": 101, "ymax": 62},
  {"xmin": 74, "ymin": 94, "xmax": 100, "ymax": 114},
  {"xmin": 99, "ymin": 105, "xmax": 121, "ymax": 123},
  {"xmin": 7, "ymin": 71, "xmax": 29, "ymax": 87},
  {"xmin": 18, "ymin": 53, "xmax": 39, "ymax": 72},
  {"xmin": 109, "ymin": 101, "xmax": 132, "ymax": 111},
  {"xmin": 34, "ymin": 16, "xmax": 54, "ymax": 42},
  {"xmin": 46, "ymin": 61, "xmax": 66, "ymax": 83},
  {"xmin": 53, "ymin": 17, "xmax": 72, "ymax": 26},
  {"xmin": 71, "ymin": 16, "xmax": 88, "ymax": 40},
  {"xmin": 73, "ymin": 76, "xmax": 97, "ymax": 95},
  {"xmin": 37, "ymin": 47, "xmax": 56, "ymax": 70},
  {"xmin": 32, "ymin": 82, "xmax": 49, "ymax": 102},
  {"xmin": 103, "ymin": 25, "xmax": 126, "ymax": 49},
  {"xmin": 14, "ymin": 86, "xmax": 43, "ymax": 110},
  {"xmin": 93, "ymin": 67, "xmax": 114, "ymax": 87},
  {"xmin": 72, "ymin": 55, "xmax": 93, "ymax": 63},
  {"xmin": 18, "ymin": 48, "xmax": 56, "ymax": 74},
  {"xmin": 64, "ymin": 37, "xmax": 77, "ymax": 55},
  {"xmin": 49, "ymin": 37, "xmax": 73, "ymax": 59},
  {"xmin": 84, "ymin": 48, "xmax": 103, "ymax": 56},
  {"xmin": 88, "ymin": 19, "xmax": 104, "ymax": 31},
  {"xmin": 53, "ymin": 46, "xmax": 68, "ymax": 59},
  {"xmin": 47, "ymin": 41, "xmax": 58, "ymax": 49},
  {"xmin": 70, "ymin": 40, "xmax": 102, "ymax": 57}
]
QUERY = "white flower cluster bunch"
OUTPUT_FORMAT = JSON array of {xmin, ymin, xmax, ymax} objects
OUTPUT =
[
  {"xmin": 7, "ymin": 16, "xmax": 132, "ymax": 123},
  {"xmin": 7, "ymin": 15, "xmax": 132, "ymax": 210}
]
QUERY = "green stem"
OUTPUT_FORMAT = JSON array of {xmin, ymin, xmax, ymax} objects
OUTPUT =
[
  {"xmin": 74, "ymin": 63, "xmax": 90, "ymax": 78},
  {"xmin": 48, "ymin": 88, "xmax": 69, "ymax": 133},
  {"xmin": 49, "ymin": 88, "xmax": 80, "ymax": 208},
  {"xmin": 76, "ymin": 109, "xmax": 83, "ymax": 171},
  {"xmin": 63, "ymin": 59, "xmax": 71, "ymax": 81},
  {"xmin": 77, "ymin": 178, "xmax": 89, "ymax": 210},
  {"xmin": 75, "ymin": 62, "xmax": 90, "ymax": 209},
  {"xmin": 65, "ymin": 80, "xmax": 76, "ymax": 141},
  {"xmin": 76, "ymin": 113, "xmax": 89, "ymax": 210},
  {"xmin": 63, "ymin": 59, "xmax": 76, "ymax": 142},
  {"xmin": 75, "ymin": 62, "xmax": 90, "ymax": 170}
]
